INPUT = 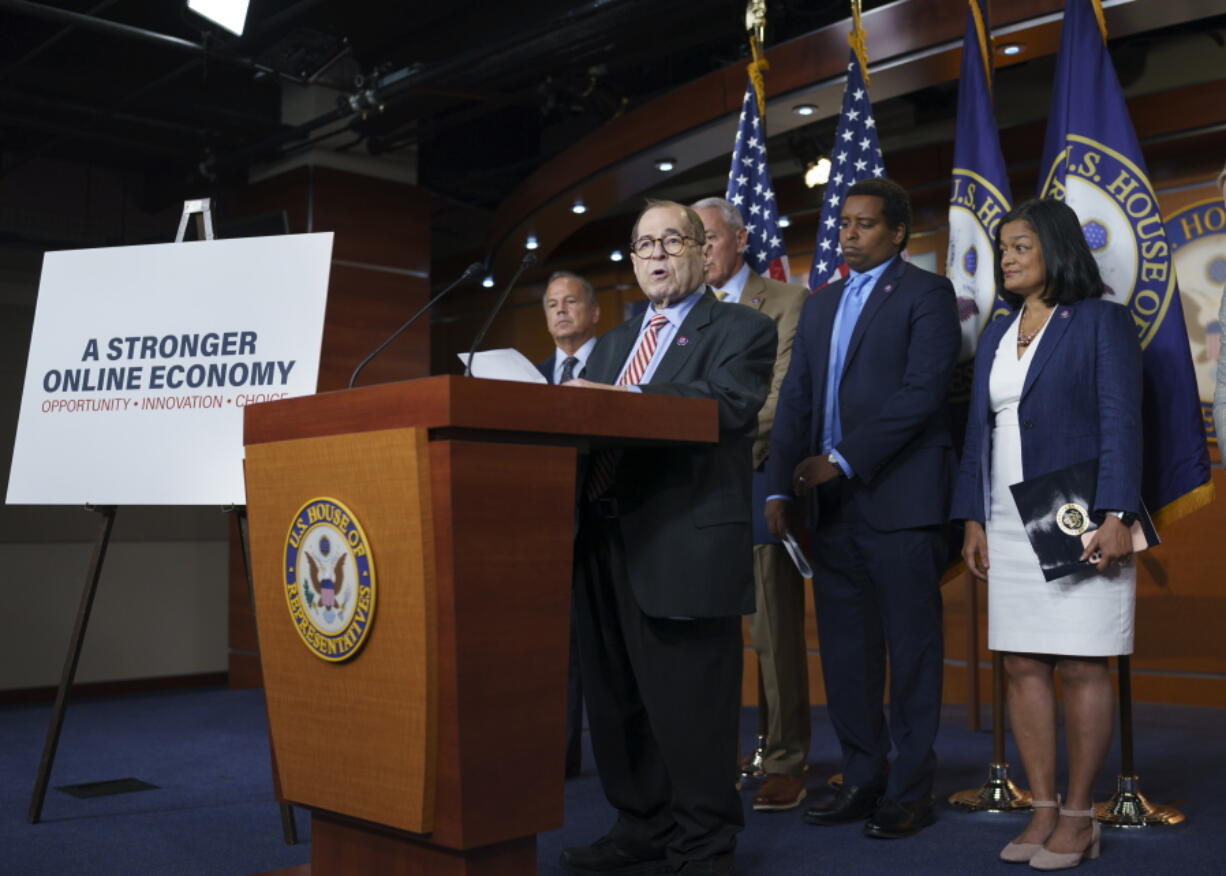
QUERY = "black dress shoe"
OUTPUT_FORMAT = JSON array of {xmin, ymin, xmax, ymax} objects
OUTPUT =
[
  {"xmin": 864, "ymin": 796, "xmax": 936, "ymax": 839},
  {"xmin": 802, "ymin": 783, "xmax": 883, "ymax": 825},
  {"xmin": 559, "ymin": 836, "xmax": 672, "ymax": 874},
  {"xmin": 675, "ymin": 851, "xmax": 735, "ymax": 874}
]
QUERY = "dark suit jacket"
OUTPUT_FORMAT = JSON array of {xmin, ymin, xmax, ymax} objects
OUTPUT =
[
  {"xmin": 537, "ymin": 354, "xmax": 556, "ymax": 385},
  {"xmin": 584, "ymin": 289, "xmax": 777, "ymax": 618},
  {"xmin": 950, "ymin": 298, "xmax": 1143, "ymax": 524},
  {"xmin": 766, "ymin": 257, "xmax": 961, "ymax": 531}
]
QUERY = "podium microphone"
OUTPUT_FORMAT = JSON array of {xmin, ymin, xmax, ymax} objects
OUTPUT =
[
  {"xmin": 347, "ymin": 261, "xmax": 484, "ymax": 390},
  {"xmin": 464, "ymin": 250, "xmax": 537, "ymax": 377}
]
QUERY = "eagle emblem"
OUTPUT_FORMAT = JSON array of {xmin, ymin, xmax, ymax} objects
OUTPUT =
[{"xmin": 283, "ymin": 497, "xmax": 376, "ymax": 662}]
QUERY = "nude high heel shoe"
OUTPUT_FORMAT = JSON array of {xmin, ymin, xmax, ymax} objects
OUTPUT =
[
  {"xmin": 999, "ymin": 798, "xmax": 1059, "ymax": 863},
  {"xmin": 1029, "ymin": 805, "xmax": 1101, "ymax": 871}
]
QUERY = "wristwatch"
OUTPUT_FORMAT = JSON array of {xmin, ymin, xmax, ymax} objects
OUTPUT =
[
  {"xmin": 1108, "ymin": 510, "xmax": 1137, "ymax": 527},
  {"xmin": 827, "ymin": 452, "xmax": 845, "ymax": 478}
]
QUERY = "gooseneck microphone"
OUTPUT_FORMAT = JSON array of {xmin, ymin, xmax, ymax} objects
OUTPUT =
[
  {"xmin": 464, "ymin": 250, "xmax": 537, "ymax": 377},
  {"xmin": 347, "ymin": 261, "xmax": 484, "ymax": 389}
]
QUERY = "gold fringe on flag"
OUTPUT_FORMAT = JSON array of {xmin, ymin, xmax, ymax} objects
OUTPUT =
[
  {"xmin": 747, "ymin": 35, "xmax": 769, "ymax": 118},
  {"xmin": 849, "ymin": 0, "xmax": 870, "ymax": 86},
  {"xmin": 1090, "ymin": 0, "xmax": 1109, "ymax": 43},
  {"xmin": 968, "ymin": 0, "xmax": 993, "ymax": 92},
  {"xmin": 1153, "ymin": 479, "xmax": 1216, "ymax": 530}
]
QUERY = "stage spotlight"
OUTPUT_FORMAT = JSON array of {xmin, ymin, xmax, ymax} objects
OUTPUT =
[
  {"xmin": 804, "ymin": 157, "xmax": 832, "ymax": 188},
  {"xmin": 186, "ymin": 0, "xmax": 249, "ymax": 36}
]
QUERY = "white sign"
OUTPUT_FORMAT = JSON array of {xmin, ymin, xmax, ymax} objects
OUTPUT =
[{"xmin": 7, "ymin": 233, "xmax": 333, "ymax": 505}]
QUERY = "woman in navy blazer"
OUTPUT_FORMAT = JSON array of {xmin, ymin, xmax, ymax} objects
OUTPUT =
[{"xmin": 951, "ymin": 199, "xmax": 1142, "ymax": 870}]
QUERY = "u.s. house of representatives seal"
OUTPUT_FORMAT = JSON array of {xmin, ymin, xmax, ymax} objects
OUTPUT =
[
  {"xmin": 1166, "ymin": 198, "xmax": 1226, "ymax": 445},
  {"xmin": 1056, "ymin": 502, "xmax": 1090, "ymax": 537},
  {"xmin": 283, "ymin": 497, "xmax": 376, "ymax": 662},
  {"xmin": 1042, "ymin": 134, "xmax": 1178, "ymax": 353}
]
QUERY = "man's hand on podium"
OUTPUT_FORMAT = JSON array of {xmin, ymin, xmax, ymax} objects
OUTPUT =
[{"xmin": 562, "ymin": 379, "xmax": 631, "ymax": 391}]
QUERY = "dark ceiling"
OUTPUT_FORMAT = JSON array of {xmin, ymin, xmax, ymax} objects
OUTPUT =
[
  {"xmin": 0, "ymin": 0, "xmax": 883, "ymax": 259},
  {"xmin": 2, "ymin": 1, "xmax": 1223, "ymax": 283}
]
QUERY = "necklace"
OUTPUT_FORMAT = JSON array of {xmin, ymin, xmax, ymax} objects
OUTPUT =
[{"xmin": 1016, "ymin": 302, "xmax": 1051, "ymax": 348}]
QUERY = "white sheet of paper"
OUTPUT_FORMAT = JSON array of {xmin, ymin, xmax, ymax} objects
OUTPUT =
[
  {"xmin": 459, "ymin": 349, "xmax": 548, "ymax": 383},
  {"xmin": 782, "ymin": 530, "xmax": 814, "ymax": 579}
]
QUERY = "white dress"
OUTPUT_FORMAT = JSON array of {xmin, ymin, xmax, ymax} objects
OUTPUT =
[{"xmin": 985, "ymin": 315, "xmax": 1135, "ymax": 656}]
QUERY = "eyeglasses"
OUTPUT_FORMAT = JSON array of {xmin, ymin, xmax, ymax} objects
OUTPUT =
[{"xmin": 630, "ymin": 234, "xmax": 699, "ymax": 259}]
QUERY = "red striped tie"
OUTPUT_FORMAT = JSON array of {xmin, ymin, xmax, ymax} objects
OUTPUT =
[{"xmin": 586, "ymin": 313, "xmax": 670, "ymax": 500}]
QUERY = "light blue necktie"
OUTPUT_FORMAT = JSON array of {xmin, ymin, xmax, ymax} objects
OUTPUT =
[{"xmin": 824, "ymin": 272, "xmax": 874, "ymax": 450}]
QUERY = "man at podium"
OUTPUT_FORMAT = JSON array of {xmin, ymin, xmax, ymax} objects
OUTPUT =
[{"xmin": 562, "ymin": 199, "xmax": 777, "ymax": 875}]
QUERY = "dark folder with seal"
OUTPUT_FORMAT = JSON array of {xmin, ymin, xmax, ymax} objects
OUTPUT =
[{"xmin": 1008, "ymin": 458, "xmax": 1159, "ymax": 582}]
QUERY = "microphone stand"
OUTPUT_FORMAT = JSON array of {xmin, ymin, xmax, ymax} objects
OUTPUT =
[
  {"xmin": 348, "ymin": 261, "xmax": 484, "ymax": 390},
  {"xmin": 464, "ymin": 251, "xmax": 537, "ymax": 377}
]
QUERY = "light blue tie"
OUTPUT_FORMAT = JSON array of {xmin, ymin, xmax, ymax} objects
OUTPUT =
[{"xmin": 824, "ymin": 273, "xmax": 874, "ymax": 450}]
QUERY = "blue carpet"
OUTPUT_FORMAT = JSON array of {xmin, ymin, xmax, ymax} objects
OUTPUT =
[{"xmin": 2, "ymin": 689, "xmax": 1223, "ymax": 875}]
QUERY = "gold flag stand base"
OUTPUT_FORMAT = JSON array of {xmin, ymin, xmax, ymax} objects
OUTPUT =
[
  {"xmin": 949, "ymin": 762, "xmax": 1034, "ymax": 812},
  {"xmin": 1094, "ymin": 774, "xmax": 1185, "ymax": 827},
  {"xmin": 739, "ymin": 735, "xmax": 767, "ymax": 779}
]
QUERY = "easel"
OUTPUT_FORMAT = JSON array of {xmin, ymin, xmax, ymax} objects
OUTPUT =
[{"xmin": 27, "ymin": 199, "xmax": 299, "ymax": 844}]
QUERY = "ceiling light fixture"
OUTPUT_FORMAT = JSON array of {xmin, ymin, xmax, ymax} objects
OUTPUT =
[
  {"xmin": 792, "ymin": 104, "xmax": 818, "ymax": 117},
  {"xmin": 804, "ymin": 157, "xmax": 832, "ymax": 188},
  {"xmin": 482, "ymin": 275, "xmax": 495, "ymax": 288},
  {"xmin": 654, "ymin": 158, "xmax": 676, "ymax": 172},
  {"xmin": 610, "ymin": 250, "xmax": 624, "ymax": 263},
  {"xmin": 525, "ymin": 234, "xmax": 539, "ymax": 250},
  {"xmin": 571, "ymin": 197, "xmax": 587, "ymax": 215},
  {"xmin": 778, "ymin": 216, "xmax": 791, "ymax": 229},
  {"xmin": 999, "ymin": 42, "xmax": 1024, "ymax": 56},
  {"xmin": 186, "ymin": 0, "xmax": 250, "ymax": 36}
]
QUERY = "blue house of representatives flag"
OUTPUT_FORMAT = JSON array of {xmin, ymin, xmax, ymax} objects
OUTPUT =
[
  {"xmin": 947, "ymin": 0, "xmax": 1012, "ymax": 363},
  {"xmin": 1038, "ymin": 0, "xmax": 1212, "ymax": 523},
  {"xmin": 726, "ymin": 80, "xmax": 788, "ymax": 282},
  {"xmin": 808, "ymin": 47, "xmax": 884, "ymax": 291}
]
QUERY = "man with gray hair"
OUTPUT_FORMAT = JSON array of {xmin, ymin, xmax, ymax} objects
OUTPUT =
[
  {"xmin": 691, "ymin": 196, "xmax": 810, "ymax": 813},
  {"xmin": 561, "ymin": 199, "xmax": 776, "ymax": 875},
  {"xmin": 539, "ymin": 270, "xmax": 602, "ymax": 386}
]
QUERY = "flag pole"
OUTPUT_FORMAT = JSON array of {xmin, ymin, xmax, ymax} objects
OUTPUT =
[
  {"xmin": 946, "ymin": 0, "xmax": 1028, "ymax": 812},
  {"xmin": 1094, "ymin": 655, "xmax": 1185, "ymax": 826},
  {"xmin": 949, "ymin": 651, "xmax": 1033, "ymax": 811}
]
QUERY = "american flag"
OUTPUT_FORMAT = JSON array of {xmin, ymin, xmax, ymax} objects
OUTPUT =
[
  {"xmin": 808, "ymin": 50, "xmax": 886, "ymax": 290},
  {"xmin": 725, "ymin": 81, "xmax": 788, "ymax": 282}
]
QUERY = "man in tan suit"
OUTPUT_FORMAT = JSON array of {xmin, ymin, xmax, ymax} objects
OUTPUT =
[{"xmin": 692, "ymin": 197, "xmax": 810, "ymax": 811}]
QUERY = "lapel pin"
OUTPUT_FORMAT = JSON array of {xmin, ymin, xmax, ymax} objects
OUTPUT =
[
  {"xmin": 676, "ymin": 336, "xmax": 689, "ymax": 346},
  {"xmin": 752, "ymin": 296, "xmax": 762, "ymax": 306},
  {"xmin": 884, "ymin": 283, "xmax": 894, "ymax": 293},
  {"xmin": 1059, "ymin": 308, "xmax": 1071, "ymax": 318}
]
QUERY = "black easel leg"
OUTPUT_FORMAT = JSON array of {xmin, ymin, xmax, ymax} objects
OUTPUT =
[
  {"xmin": 28, "ymin": 505, "xmax": 118, "ymax": 824},
  {"xmin": 228, "ymin": 506, "xmax": 298, "ymax": 845},
  {"xmin": 279, "ymin": 802, "xmax": 299, "ymax": 845}
]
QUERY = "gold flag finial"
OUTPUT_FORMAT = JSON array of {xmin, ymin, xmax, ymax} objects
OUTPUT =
[
  {"xmin": 745, "ymin": 0, "xmax": 766, "ymax": 48},
  {"xmin": 849, "ymin": 0, "xmax": 870, "ymax": 86},
  {"xmin": 745, "ymin": 0, "xmax": 769, "ymax": 118}
]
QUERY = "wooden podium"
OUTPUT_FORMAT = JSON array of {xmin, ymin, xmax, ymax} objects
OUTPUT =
[{"xmin": 242, "ymin": 376, "xmax": 716, "ymax": 875}]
